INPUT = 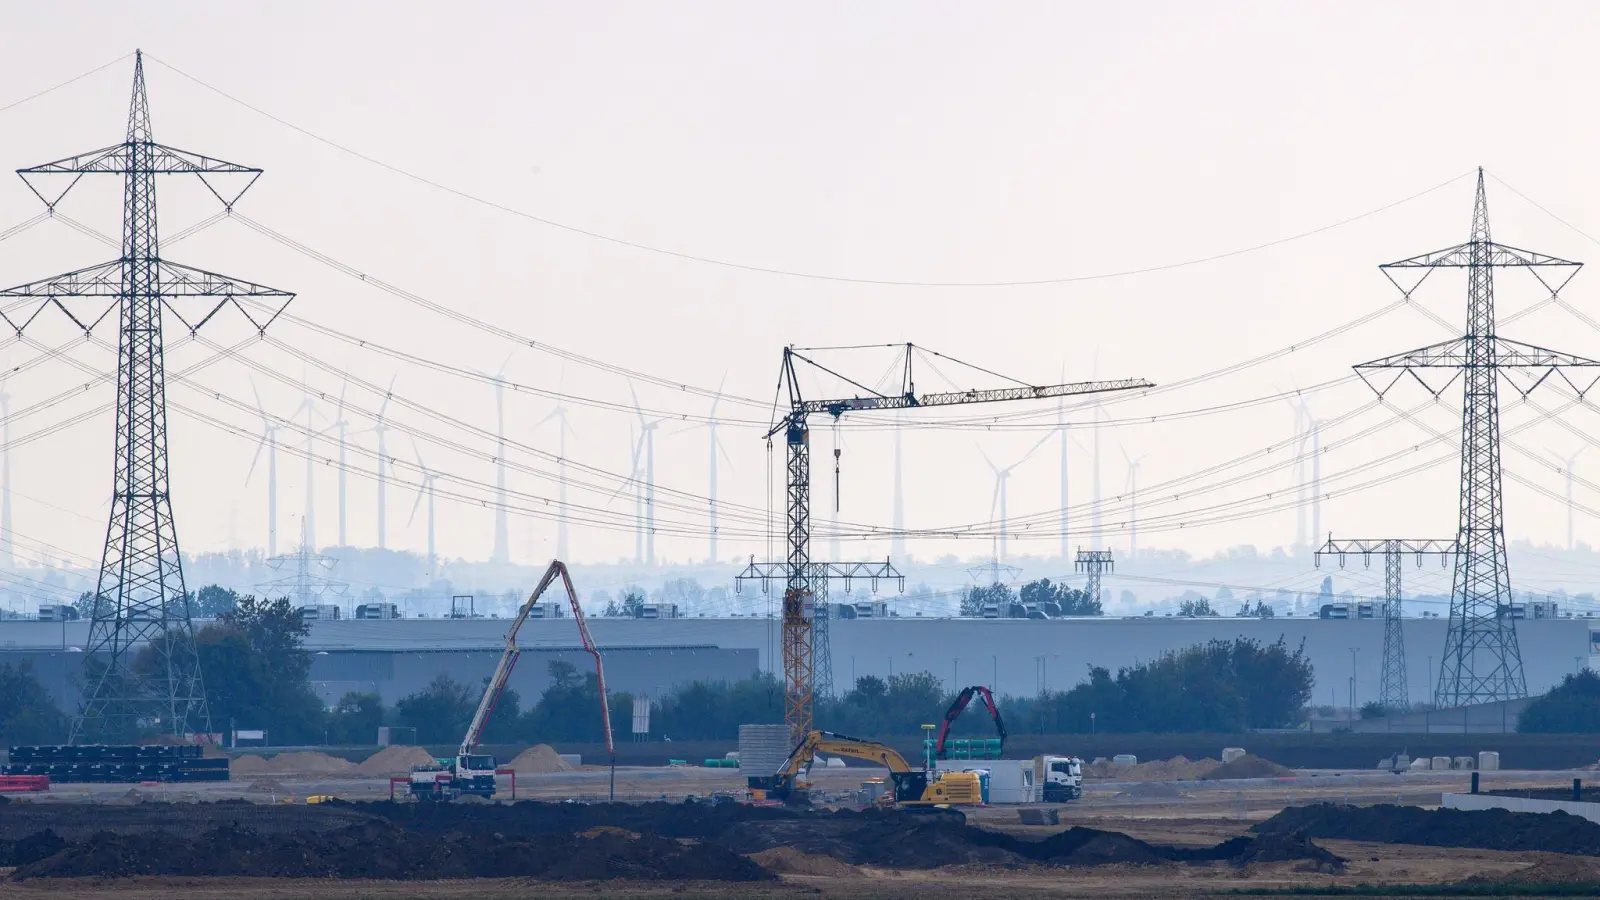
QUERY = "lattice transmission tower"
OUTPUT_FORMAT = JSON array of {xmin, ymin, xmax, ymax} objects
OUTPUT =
[
  {"xmin": 1355, "ymin": 168, "xmax": 1600, "ymax": 707},
  {"xmin": 1076, "ymin": 548, "xmax": 1113, "ymax": 608},
  {"xmin": 0, "ymin": 52, "xmax": 295, "ymax": 740},
  {"xmin": 1316, "ymin": 538, "xmax": 1455, "ymax": 710}
]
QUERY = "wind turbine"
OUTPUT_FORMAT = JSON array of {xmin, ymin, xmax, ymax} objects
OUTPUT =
[
  {"xmin": 1121, "ymin": 443, "xmax": 1147, "ymax": 560},
  {"xmin": 295, "ymin": 377, "xmax": 329, "ymax": 551},
  {"xmin": 1550, "ymin": 446, "xmax": 1587, "ymax": 551},
  {"xmin": 409, "ymin": 438, "xmax": 439, "ymax": 574},
  {"xmin": 629, "ymin": 383, "xmax": 664, "ymax": 567},
  {"xmin": 892, "ymin": 414, "xmax": 906, "ymax": 562},
  {"xmin": 980, "ymin": 432, "xmax": 1051, "ymax": 565},
  {"xmin": 0, "ymin": 378, "xmax": 13, "ymax": 569},
  {"xmin": 1091, "ymin": 348, "xmax": 1102, "ymax": 551},
  {"xmin": 538, "ymin": 402, "xmax": 575, "ymax": 561},
  {"xmin": 1057, "ymin": 364, "xmax": 1069, "ymax": 564},
  {"xmin": 331, "ymin": 372, "xmax": 351, "ymax": 547},
  {"xmin": 674, "ymin": 373, "xmax": 734, "ymax": 564},
  {"xmin": 247, "ymin": 380, "xmax": 281, "ymax": 557},
  {"xmin": 1280, "ymin": 384, "xmax": 1321, "ymax": 549},
  {"xmin": 355, "ymin": 374, "xmax": 398, "ymax": 551},
  {"xmin": 471, "ymin": 355, "xmax": 513, "ymax": 566}
]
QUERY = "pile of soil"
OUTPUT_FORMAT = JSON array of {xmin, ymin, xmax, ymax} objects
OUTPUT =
[
  {"xmin": 11, "ymin": 820, "xmax": 774, "ymax": 882},
  {"xmin": 0, "ymin": 830, "xmax": 66, "ymax": 867},
  {"xmin": 749, "ymin": 846, "xmax": 859, "ymax": 876},
  {"xmin": 718, "ymin": 808, "xmax": 1340, "ymax": 870},
  {"xmin": 1219, "ymin": 832, "xmax": 1345, "ymax": 870},
  {"xmin": 1469, "ymin": 855, "xmax": 1600, "ymax": 884},
  {"xmin": 354, "ymin": 746, "xmax": 438, "ymax": 776},
  {"xmin": 229, "ymin": 751, "xmax": 355, "ymax": 778},
  {"xmin": 506, "ymin": 744, "xmax": 574, "ymax": 773},
  {"xmin": 1083, "ymin": 755, "xmax": 1221, "ymax": 781},
  {"xmin": 1202, "ymin": 754, "xmax": 1294, "ymax": 780},
  {"xmin": 245, "ymin": 778, "xmax": 285, "ymax": 794},
  {"xmin": 1256, "ymin": 803, "xmax": 1600, "ymax": 855}
]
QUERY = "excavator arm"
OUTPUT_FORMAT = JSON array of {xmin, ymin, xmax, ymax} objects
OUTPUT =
[
  {"xmin": 934, "ymin": 685, "xmax": 1007, "ymax": 759},
  {"xmin": 775, "ymin": 730, "xmax": 915, "ymax": 781}
]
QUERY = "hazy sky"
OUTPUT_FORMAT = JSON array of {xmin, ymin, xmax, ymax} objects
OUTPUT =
[{"xmin": 4, "ymin": 1, "xmax": 1600, "ymax": 594}]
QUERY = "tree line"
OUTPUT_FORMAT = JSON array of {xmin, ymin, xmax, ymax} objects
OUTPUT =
[{"xmin": 0, "ymin": 593, "xmax": 1315, "ymax": 745}]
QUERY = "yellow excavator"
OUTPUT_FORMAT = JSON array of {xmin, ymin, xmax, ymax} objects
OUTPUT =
[{"xmin": 766, "ymin": 730, "xmax": 982, "ymax": 810}]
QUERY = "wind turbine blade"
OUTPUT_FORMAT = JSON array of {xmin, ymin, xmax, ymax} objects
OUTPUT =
[
  {"xmin": 709, "ymin": 370, "xmax": 728, "ymax": 418},
  {"xmin": 377, "ymin": 374, "xmax": 397, "ymax": 421},
  {"xmin": 628, "ymin": 380, "xmax": 646, "ymax": 427},
  {"xmin": 1018, "ymin": 428, "xmax": 1055, "ymax": 466},
  {"xmin": 605, "ymin": 431, "xmax": 646, "ymax": 505},
  {"xmin": 337, "ymin": 370, "xmax": 349, "ymax": 416},
  {"xmin": 245, "ymin": 436, "xmax": 267, "ymax": 486},
  {"xmin": 497, "ymin": 351, "xmax": 513, "ymax": 378},
  {"xmin": 250, "ymin": 378, "xmax": 267, "ymax": 419},
  {"xmin": 407, "ymin": 480, "xmax": 425, "ymax": 526},
  {"xmin": 989, "ymin": 478, "xmax": 1001, "ymax": 522},
  {"xmin": 977, "ymin": 444, "xmax": 999, "ymax": 475},
  {"xmin": 716, "ymin": 434, "xmax": 736, "ymax": 471}
]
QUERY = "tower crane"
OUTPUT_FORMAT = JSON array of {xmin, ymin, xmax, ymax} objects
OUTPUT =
[{"xmin": 756, "ymin": 344, "xmax": 1152, "ymax": 740}]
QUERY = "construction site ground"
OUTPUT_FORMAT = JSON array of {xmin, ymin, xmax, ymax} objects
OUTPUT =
[{"xmin": 2, "ymin": 763, "xmax": 1599, "ymax": 897}]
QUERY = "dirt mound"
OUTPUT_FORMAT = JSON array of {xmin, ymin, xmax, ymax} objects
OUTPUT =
[
  {"xmin": 245, "ymin": 778, "xmax": 285, "ymax": 793},
  {"xmin": 0, "ymin": 830, "xmax": 66, "ymax": 867},
  {"xmin": 1255, "ymin": 803, "xmax": 1600, "ymax": 855},
  {"xmin": 506, "ymin": 744, "xmax": 573, "ymax": 773},
  {"xmin": 1203, "ymin": 754, "xmax": 1293, "ymax": 780},
  {"xmin": 1472, "ymin": 855, "xmax": 1600, "ymax": 884},
  {"xmin": 1084, "ymin": 755, "xmax": 1221, "ymax": 781},
  {"xmin": 230, "ymin": 751, "xmax": 355, "ymax": 778},
  {"xmin": 11, "ymin": 820, "xmax": 774, "ymax": 882},
  {"xmin": 750, "ymin": 846, "xmax": 858, "ymax": 876},
  {"xmin": 355, "ymin": 746, "xmax": 437, "ymax": 776},
  {"xmin": 1223, "ymin": 832, "xmax": 1345, "ymax": 870}
]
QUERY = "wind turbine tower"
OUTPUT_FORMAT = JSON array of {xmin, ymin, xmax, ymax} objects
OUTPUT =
[
  {"xmin": 247, "ymin": 382, "xmax": 280, "ymax": 557},
  {"xmin": 1121, "ymin": 444, "xmax": 1147, "ymax": 560},
  {"xmin": 0, "ymin": 381, "xmax": 13, "ymax": 569},
  {"xmin": 628, "ymin": 384, "xmax": 663, "ymax": 567},
  {"xmin": 409, "ymin": 439, "xmax": 439, "ymax": 573},
  {"xmin": 539, "ymin": 403, "xmax": 574, "ymax": 561},
  {"xmin": 1551, "ymin": 446, "xmax": 1586, "ymax": 551},
  {"xmin": 476, "ymin": 357, "xmax": 512, "ymax": 565},
  {"xmin": 892, "ymin": 416, "xmax": 906, "ymax": 562}
]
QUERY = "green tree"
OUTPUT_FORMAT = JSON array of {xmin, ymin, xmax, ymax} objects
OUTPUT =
[
  {"xmin": 1178, "ymin": 596, "xmax": 1218, "ymax": 617},
  {"xmin": 604, "ymin": 589, "xmax": 648, "ymax": 617},
  {"xmin": 327, "ymin": 691, "xmax": 384, "ymax": 744},
  {"xmin": 961, "ymin": 583, "xmax": 1015, "ymax": 617},
  {"xmin": 192, "ymin": 585, "xmax": 240, "ymax": 618},
  {"xmin": 1519, "ymin": 670, "xmax": 1600, "ymax": 732},
  {"xmin": 395, "ymin": 673, "xmax": 478, "ymax": 744},
  {"xmin": 521, "ymin": 660, "xmax": 617, "ymax": 742},
  {"xmin": 0, "ymin": 661, "xmax": 67, "ymax": 744},
  {"xmin": 189, "ymin": 595, "xmax": 323, "ymax": 743},
  {"xmin": 1020, "ymin": 578, "xmax": 1101, "ymax": 616}
]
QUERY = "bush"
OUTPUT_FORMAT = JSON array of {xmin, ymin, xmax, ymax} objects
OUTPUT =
[{"xmin": 1519, "ymin": 670, "xmax": 1600, "ymax": 733}]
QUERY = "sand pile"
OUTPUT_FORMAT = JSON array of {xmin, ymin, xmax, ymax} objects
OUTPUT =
[
  {"xmin": 1085, "ymin": 755, "xmax": 1221, "ymax": 781},
  {"xmin": 356, "ymin": 746, "xmax": 438, "ymax": 776},
  {"xmin": 246, "ymin": 778, "xmax": 286, "ymax": 794},
  {"xmin": 750, "ymin": 846, "xmax": 859, "ymax": 876},
  {"xmin": 507, "ymin": 744, "xmax": 574, "ymax": 773},
  {"xmin": 1203, "ymin": 754, "xmax": 1293, "ymax": 780},
  {"xmin": 229, "ymin": 752, "xmax": 355, "ymax": 778}
]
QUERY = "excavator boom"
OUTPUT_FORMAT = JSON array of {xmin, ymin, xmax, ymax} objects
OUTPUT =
[{"xmin": 934, "ymin": 685, "xmax": 1007, "ymax": 759}]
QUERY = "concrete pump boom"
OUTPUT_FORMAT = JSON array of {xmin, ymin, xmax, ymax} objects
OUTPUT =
[{"xmin": 459, "ymin": 560, "xmax": 611, "ymax": 758}]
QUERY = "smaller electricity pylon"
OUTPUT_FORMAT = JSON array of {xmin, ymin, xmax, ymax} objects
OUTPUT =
[
  {"xmin": 1316, "ymin": 538, "xmax": 1456, "ymax": 710},
  {"xmin": 1075, "ymin": 549, "xmax": 1114, "ymax": 608}
]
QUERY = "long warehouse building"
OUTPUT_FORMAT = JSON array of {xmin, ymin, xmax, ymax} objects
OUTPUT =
[{"xmin": 3, "ymin": 615, "xmax": 1596, "ymax": 711}]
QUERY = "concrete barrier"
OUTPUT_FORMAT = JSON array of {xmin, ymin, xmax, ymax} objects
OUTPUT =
[
  {"xmin": 1444, "ymin": 792, "xmax": 1600, "ymax": 824},
  {"xmin": 1410, "ymin": 757, "xmax": 1432, "ymax": 770}
]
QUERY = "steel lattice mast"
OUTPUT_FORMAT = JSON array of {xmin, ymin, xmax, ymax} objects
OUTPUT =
[
  {"xmin": 1316, "ymin": 538, "xmax": 1455, "ymax": 710},
  {"xmin": 0, "ymin": 52, "xmax": 294, "ymax": 740},
  {"xmin": 744, "ymin": 344, "xmax": 1150, "ymax": 740},
  {"xmin": 1075, "ymin": 548, "xmax": 1113, "ymax": 608},
  {"xmin": 1354, "ymin": 168, "xmax": 1600, "ymax": 707}
]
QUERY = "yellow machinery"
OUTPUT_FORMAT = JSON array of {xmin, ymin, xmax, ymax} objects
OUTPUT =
[{"xmin": 767, "ymin": 730, "xmax": 982, "ymax": 807}]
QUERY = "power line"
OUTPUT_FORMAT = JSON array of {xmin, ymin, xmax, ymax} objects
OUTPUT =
[
  {"xmin": 0, "ymin": 53, "xmax": 133, "ymax": 116},
  {"xmin": 144, "ymin": 54, "xmax": 1470, "ymax": 289}
]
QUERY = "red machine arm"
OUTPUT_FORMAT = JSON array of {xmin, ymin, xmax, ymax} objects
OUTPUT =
[{"xmin": 934, "ymin": 685, "xmax": 1007, "ymax": 759}]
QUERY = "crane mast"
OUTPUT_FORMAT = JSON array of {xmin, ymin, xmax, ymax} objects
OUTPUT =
[{"xmin": 763, "ymin": 344, "xmax": 1152, "ymax": 740}]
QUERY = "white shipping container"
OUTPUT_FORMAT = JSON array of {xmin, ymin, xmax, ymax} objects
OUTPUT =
[{"xmin": 934, "ymin": 758, "xmax": 1036, "ymax": 804}]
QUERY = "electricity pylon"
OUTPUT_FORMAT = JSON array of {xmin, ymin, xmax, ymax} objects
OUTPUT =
[
  {"xmin": 1316, "ymin": 538, "xmax": 1456, "ymax": 710},
  {"xmin": 0, "ymin": 53, "xmax": 294, "ymax": 740},
  {"xmin": 1075, "ymin": 548, "xmax": 1114, "ymax": 608},
  {"xmin": 1354, "ymin": 168, "xmax": 1600, "ymax": 707}
]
